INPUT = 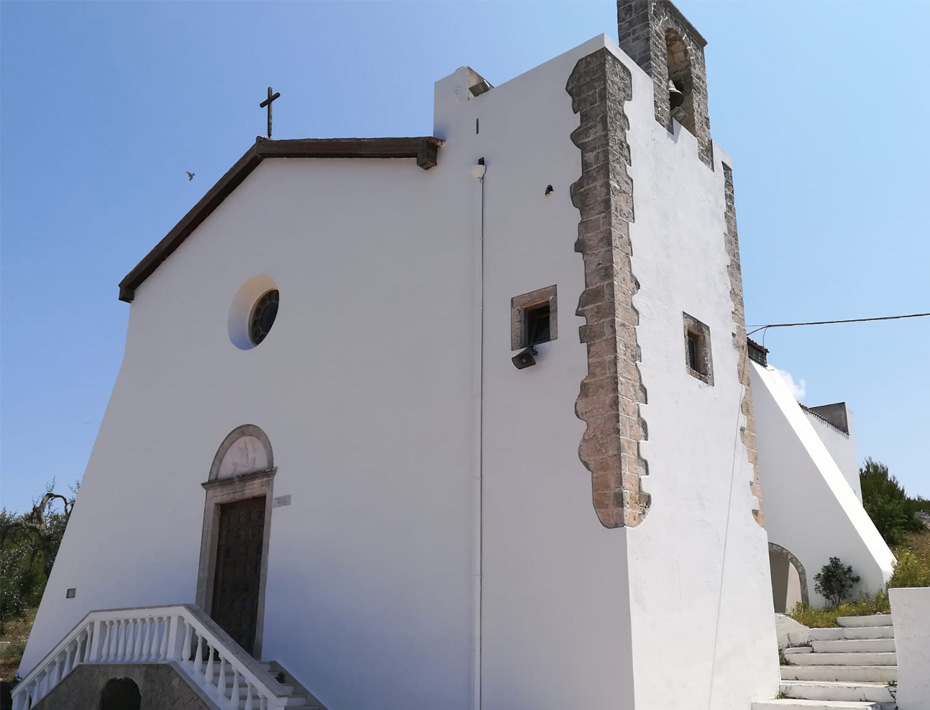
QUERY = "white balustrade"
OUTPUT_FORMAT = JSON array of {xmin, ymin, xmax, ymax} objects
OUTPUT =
[{"xmin": 11, "ymin": 605, "xmax": 289, "ymax": 710}]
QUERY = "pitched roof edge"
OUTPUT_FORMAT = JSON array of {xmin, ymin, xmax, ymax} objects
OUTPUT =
[{"xmin": 118, "ymin": 136, "xmax": 443, "ymax": 303}]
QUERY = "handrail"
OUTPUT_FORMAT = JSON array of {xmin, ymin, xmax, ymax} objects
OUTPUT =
[{"xmin": 12, "ymin": 604, "xmax": 290, "ymax": 710}]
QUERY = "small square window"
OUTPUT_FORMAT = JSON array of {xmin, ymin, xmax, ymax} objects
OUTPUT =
[
  {"xmin": 683, "ymin": 313, "xmax": 713, "ymax": 385},
  {"xmin": 512, "ymin": 286, "xmax": 558, "ymax": 350},
  {"xmin": 66, "ymin": 588, "xmax": 76, "ymax": 599}
]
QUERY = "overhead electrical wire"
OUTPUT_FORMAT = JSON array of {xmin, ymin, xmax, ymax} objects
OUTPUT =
[{"xmin": 747, "ymin": 311, "xmax": 930, "ymax": 338}]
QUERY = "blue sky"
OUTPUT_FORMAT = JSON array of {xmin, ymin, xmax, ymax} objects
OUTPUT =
[{"xmin": 1, "ymin": 0, "xmax": 928, "ymax": 513}]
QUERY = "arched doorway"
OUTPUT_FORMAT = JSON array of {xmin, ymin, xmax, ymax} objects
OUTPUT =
[
  {"xmin": 196, "ymin": 424, "xmax": 276, "ymax": 657},
  {"xmin": 100, "ymin": 678, "xmax": 141, "ymax": 710},
  {"xmin": 768, "ymin": 542, "xmax": 809, "ymax": 613}
]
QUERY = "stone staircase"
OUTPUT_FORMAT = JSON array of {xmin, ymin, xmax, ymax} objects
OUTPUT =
[
  {"xmin": 256, "ymin": 661, "xmax": 327, "ymax": 710},
  {"xmin": 754, "ymin": 614, "xmax": 897, "ymax": 710}
]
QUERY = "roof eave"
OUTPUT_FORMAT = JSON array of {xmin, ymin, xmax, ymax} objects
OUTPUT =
[{"xmin": 118, "ymin": 136, "xmax": 443, "ymax": 303}]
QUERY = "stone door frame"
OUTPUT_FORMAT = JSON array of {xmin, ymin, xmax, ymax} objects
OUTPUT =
[{"xmin": 197, "ymin": 425, "xmax": 277, "ymax": 660}]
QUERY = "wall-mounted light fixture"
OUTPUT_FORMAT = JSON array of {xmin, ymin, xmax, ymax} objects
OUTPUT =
[{"xmin": 512, "ymin": 346, "xmax": 538, "ymax": 370}]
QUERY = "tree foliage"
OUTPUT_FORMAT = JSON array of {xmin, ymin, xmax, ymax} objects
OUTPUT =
[
  {"xmin": 0, "ymin": 483, "xmax": 76, "ymax": 633},
  {"xmin": 887, "ymin": 549, "xmax": 930, "ymax": 588},
  {"xmin": 860, "ymin": 458, "xmax": 926, "ymax": 545},
  {"xmin": 814, "ymin": 557, "xmax": 860, "ymax": 607}
]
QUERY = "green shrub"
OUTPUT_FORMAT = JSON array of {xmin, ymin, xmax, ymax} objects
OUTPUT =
[
  {"xmin": 789, "ymin": 591, "xmax": 890, "ymax": 628},
  {"xmin": 814, "ymin": 557, "xmax": 861, "ymax": 607},
  {"xmin": 888, "ymin": 549, "xmax": 930, "ymax": 588},
  {"xmin": 860, "ymin": 459, "xmax": 924, "ymax": 545}
]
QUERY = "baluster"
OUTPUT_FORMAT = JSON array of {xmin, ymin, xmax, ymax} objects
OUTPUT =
[
  {"xmin": 147, "ymin": 617, "xmax": 159, "ymax": 660},
  {"xmin": 231, "ymin": 671, "xmax": 240, "ymax": 710},
  {"xmin": 244, "ymin": 684, "xmax": 254, "ymax": 710},
  {"xmin": 97, "ymin": 621, "xmax": 108, "ymax": 661},
  {"xmin": 192, "ymin": 634, "xmax": 204, "ymax": 676},
  {"xmin": 181, "ymin": 620, "xmax": 193, "ymax": 664},
  {"xmin": 204, "ymin": 641, "xmax": 215, "ymax": 689},
  {"xmin": 107, "ymin": 620, "xmax": 117, "ymax": 659},
  {"xmin": 216, "ymin": 657, "xmax": 227, "ymax": 702},
  {"xmin": 115, "ymin": 619, "xmax": 125, "ymax": 659},
  {"xmin": 88, "ymin": 622, "xmax": 99, "ymax": 662},
  {"xmin": 47, "ymin": 659, "xmax": 58, "ymax": 691},
  {"xmin": 159, "ymin": 617, "xmax": 170, "ymax": 660}
]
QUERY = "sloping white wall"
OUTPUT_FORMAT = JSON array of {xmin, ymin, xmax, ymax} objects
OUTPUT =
[
  {"xmin": 803, "ymin": 405, "xmax": 862, "ymax": 502},
  {"xmin": 22, "ymin": 155, "xmax": 479, "ymax": 710},
  {"xmin": 752, "ymin": 362, "xmax": 894, "ymax": 606},
  {"xmin": 615, "ymin": 40, "xmax": 779, "ymax": 709}
]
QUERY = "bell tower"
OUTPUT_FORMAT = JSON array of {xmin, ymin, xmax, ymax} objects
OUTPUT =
[{"xmin": 617, "ymin": 0, "xmax": 714, "ymax": 167}]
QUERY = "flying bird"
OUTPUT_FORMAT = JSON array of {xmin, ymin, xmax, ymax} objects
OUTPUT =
[{"xmin": 186, "ymin": 171, "xmax": 195, "ymax": 181}]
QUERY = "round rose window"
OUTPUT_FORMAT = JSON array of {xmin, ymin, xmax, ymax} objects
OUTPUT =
[{"xmin": 249, "ymin": 290, "xmax": 279, "ymax": 346}]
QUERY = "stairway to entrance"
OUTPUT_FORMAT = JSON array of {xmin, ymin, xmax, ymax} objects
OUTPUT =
[{"xmin": 754, "ymin": 614, "xmax": 897, "ymax": 710}]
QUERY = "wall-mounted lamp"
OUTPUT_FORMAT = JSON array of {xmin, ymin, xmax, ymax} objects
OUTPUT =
[{"xmin": 512, "ymin": 346, "xmax": 538, "ymax": 370}]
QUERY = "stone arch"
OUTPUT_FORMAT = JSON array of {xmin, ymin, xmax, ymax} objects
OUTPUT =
[
  {"xmin": 198, "ymin": 424, "xmax": 276, "ymax": 657},
  {"xmin": 209, "ymin": 424, "xmax": 274, "ymax": 481},
  {"xmin": 769, "ymin": 542, "xmax": 809, "ymax": 612},
  {"xmin": 665, "ymin": 29, "xmax": 695, "ymax": 135},
  {"xmin": 100, "ymin": 677, "xmax": 141, "ymax": 710}
]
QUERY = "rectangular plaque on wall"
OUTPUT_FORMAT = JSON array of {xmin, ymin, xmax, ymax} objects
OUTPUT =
[{"xmin": 273, "ymin": 495, "xmax": 291, "ymax": 508}]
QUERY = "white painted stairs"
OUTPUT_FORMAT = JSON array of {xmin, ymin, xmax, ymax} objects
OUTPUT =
[{"xmin": 754, "ymin": 614, "xmax": 897, "ymax": 710}]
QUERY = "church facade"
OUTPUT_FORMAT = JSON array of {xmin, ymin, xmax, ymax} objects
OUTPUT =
[{"xmin": 17, "ymin": 2, "xmax": 878, "ymax": 709}]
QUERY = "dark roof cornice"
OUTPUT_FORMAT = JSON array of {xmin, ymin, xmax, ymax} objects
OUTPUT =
[{"xmin": 118, "ymin": 136, "xmax": 443, "ymax": 302}]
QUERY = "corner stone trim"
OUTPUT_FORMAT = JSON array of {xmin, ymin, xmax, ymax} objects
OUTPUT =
[
  {"xmin": 723, "ymin": 164, "xmax": 764, "ymax": 527},
  {"xmin": 567, "ymin": 48, "xmax": 649, "ymax": 528},
  {"xmin": 617, "ymin": 0, "xmax": 714, "ymax": 168}
]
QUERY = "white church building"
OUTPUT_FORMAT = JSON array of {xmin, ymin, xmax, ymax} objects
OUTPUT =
[{"xmin": 14, "ymin": 2, "xmax": 897, "ymax": 710}]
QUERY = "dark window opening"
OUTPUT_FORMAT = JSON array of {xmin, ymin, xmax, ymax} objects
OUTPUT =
[
  {"xmin": 683, "ymin": 312, "xmax": 713, "ymax": 385},
  {"xmin": 687, "ymin": 331, "xmax": 702, "ymax": 373},
  {"xmin": 525, "ymin": 303, "xmax": 551, "ymax": 346}
]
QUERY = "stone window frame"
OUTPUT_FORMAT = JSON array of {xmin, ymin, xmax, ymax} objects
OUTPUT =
[
  {"xmin": 196, "ymin": 425, "xmax": 277, "ymax": 660},
  {"xmin": 511, "ymin": 285, "xmax": 558, "ymax": 351},
  {"xmin": 683, "ymin": 312, "xmax": 714, "ymax": 385}
]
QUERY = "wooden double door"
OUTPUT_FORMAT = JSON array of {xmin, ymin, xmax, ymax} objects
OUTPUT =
[{"xmin": 210, "ymin": 496, "xmax": 266, "ymax": 655}]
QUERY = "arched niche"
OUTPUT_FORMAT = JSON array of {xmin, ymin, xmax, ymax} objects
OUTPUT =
[
  {"xmin": 665, "ymin": 29, "xmax": 696, "ymax": 135},
  {"xmin": 209, "ymin": 424, "xmax": 274, "ymax": 481},
  {"xmin": 769, "ymin": 542, "xmax": 810, "ymax": 613}
]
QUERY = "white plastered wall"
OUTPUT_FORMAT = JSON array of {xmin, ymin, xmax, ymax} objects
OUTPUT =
[
  {"xmin": 26, "ymin": 31, "xmax": 782, "ymax": 710},
  {"xmin": 889, "ymin": 587, "xmax": 930, "ymax": 710},
  {"xmin": 804, "ymin": 406, "xmax": 862, "ymax": 502},
  {"xmin": 752, "ymin": 361, "xmax": 894, "ymax": 606},
  {"xmin": 433, "ymin": 35, "xmax": 637, "ymax": 710},
  {"xmin": 616, "ymin": 39, "xmax": 780, "ymax": 709},
  {"xmin": 21, "ymin": 156, "xmax": 479, "ymax": 710}
]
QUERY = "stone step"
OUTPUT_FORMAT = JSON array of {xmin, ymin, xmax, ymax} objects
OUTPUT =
[
  {"xmin": 836, "ymin": 615, "xmax": 893, "ymax": 629},
  {"xmin": 785, "ymin": 647, "xmax": 813, "ymax": 655},
  {"xmin": 779, "ymin": 680, "xmax": 895, "ymax": 704},
  {"xmin": 811, "ymin": 639, "xmax": 895, "ymax": 654},
  {"xmin": 780, "ymin": 665, "xmax": 897, "ymax": 683},
  {"xmin": 785, "ymin": 652, "xmax": 896, "ymax": 666},
  {"xmin": 753, "ymin": 701, "xmax": 894, "ymax": 710},
  {"xmin": 809, "ymin": 627, "xmax": 894, "ymax": 641}
]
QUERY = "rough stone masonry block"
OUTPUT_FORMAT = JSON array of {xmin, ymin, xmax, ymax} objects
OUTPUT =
[
  {"xmin": 722, "ymin": 163, "xmax": 765, "ymax": 527},
  {"xmin": 567, "ymin": 47, "xmax": 650, "ymax": 529},
  {"xmin": 617, "ymin": 0, "xmax": 714, "ymax": 167}
]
